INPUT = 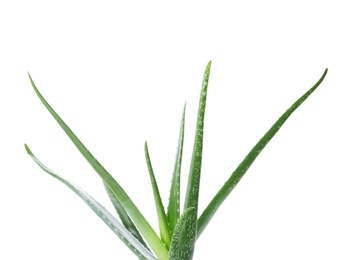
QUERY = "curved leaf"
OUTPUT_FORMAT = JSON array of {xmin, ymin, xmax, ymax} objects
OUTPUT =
[
  {"xmin": 197, "ymin": 68, "xmax": 328, "ymax": 238},
  {"xmin": 27, "ymin": 74, "xmax": 168, "ymax": 260},
  {"xmin": 25, "ymin": 144, "xmax": 157, "ymax": 260},
  {"xmin": 103, "ymin": 182, "xmax": 150, "ymax": 251}
]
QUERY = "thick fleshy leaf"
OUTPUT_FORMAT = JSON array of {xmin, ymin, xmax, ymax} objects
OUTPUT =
[
  {"xmin": 167, "ymin": 104, "xmax": 186, "ymax": 235},
  {"xmin": 27, "ymin": 74, "xmax": 168, "ymax": 260},
  {"xmin": 25, "ymin": 144, "xmax": 157, "ymax": 260},
  {"xmin": 103, "ymin": 182, "xmax": 149, "ymax": 251},
  {"xmin": 197, "ymin": 68, "xmax": 328, "ymax": 238},
  {"xmin": 180, "ymin": 61, "xmax": 212, "ymax": 259},
  {"xmin": 144, "ymin": 142, "xmax": 171, "ymax": 248},
  {"xmin": 168, "ymin": 207, "xmax": 195, "ymax": 260}
]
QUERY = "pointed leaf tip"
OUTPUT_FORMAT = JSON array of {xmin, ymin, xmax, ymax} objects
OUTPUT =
[
  {"xmin": 144, "ymin": 140, "xmax": 171, "ymax": 248},
  {"xmin": 27, "ymin": 75, "xmax": 168, "ymax": 259},
  {"xmin": 24, "ymin": 144, "xmax": 32, "ymax": 154},
  {"xmin": 167, "ymin": 104, "xmax": 186, "ymax": 235},
  {"xmin": 196, "ymin": 67, "xmax": 328, "ymax": 239},
  {"xmin": 26, "ymin": 149, "xmax": 158, "ymax": 260},
  {"xmin": 27, "ymin": 72, "xmax": 33, "ymax": 81},
  {"xmin": 207, "ymin": 61, "xmax": 212, "ymax": 69}
]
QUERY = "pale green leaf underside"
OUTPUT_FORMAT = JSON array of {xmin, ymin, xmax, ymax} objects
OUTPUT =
[
  {"xmin": 103, "ymin": 182, "xmax": 149, "ymax": 250},
  {"xmin": 197, "ymin": 68, "xmax": 328, "ymax": 238},
  {"xmin": 25, "ymin": 144, "xmax": 157, "ymax": 260},
  {"xmin": 27, "ymin": 74, "xmax": 168, "ymax": 260}
]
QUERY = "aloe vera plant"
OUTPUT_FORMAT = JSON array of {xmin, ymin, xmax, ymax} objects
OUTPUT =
[{"xmin": 25, "ymin": 62, "xmax": 327, "ymax": 260}]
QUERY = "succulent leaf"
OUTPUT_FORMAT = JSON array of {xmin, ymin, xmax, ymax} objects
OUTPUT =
[
  {"xmin": 167, "ymin": 104, "xmax": 186, "ymax": 235},
  {"xmin": 144, "ymin": 141, "xmax": 171, "ymax": 248},
  {"xmin": 180, "ymin": 61, "xmax": 212, "ymax": 259},
  {"xmin": 168, "ymin": 207, "xmax": 195, "ymax": 260},
  {"xmin": 25, "ymin": 144, "xmax": 157, "ymax": 260},
  {"xmin": 103, "ymin": 182, "xmax": 149, "ymax": 250},
  {"xmin": 27, "ymin": 74, "xmax": 168, "ymax": 260},
  {"xmin": 26, "ymin": 63, "xmax": 328, "ymax": 260},
  {"xmin": 197, "ymin": 68, "xmax": 328, "ymax": 238}
]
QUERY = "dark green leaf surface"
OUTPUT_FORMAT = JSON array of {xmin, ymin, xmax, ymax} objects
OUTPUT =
[
  {"xmin": 180, "ymin": 61, "xmax": 212, "ymax": 259},
  {"xmin": 167, "ymin": 104, "xmax": 186, "ymax": 235},
  {"xmin": 197, "ymin": 68, "xmax": 328, "ymax": 238},
  {"xmin": 168, "ymin": 207, "xmax": 195, "ymax": 260},
  {"xmin": 25, "ymin": 144, "xmax": 157, "ymax": 260}
]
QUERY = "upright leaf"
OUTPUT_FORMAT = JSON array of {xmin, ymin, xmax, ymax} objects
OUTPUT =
[
  {"xmin": 180, "ymin": 61, "xmax": 212, "ymax": 259},
  {"xmin": 197, "ymin": 68, "xmax": 328, "ymax": 238},
  {"xmin": 27, "ymin": 74, "xmax": 168, "ymax": 260},
  {"xmin": 25, "ymin": 144, "xmax": 157, "ymax": 260},
  {"xmin": 144, "ymin": 141, "xmax": 171, "ymax": 248},
  {"xmin": 167, "ymin": 104, "xmax": 186, "ymax": 235}
]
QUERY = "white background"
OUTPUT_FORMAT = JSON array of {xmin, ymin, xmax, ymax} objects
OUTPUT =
[{"xmin": 1, "ymin": 1, "xmax": 344, "ymax": 259}]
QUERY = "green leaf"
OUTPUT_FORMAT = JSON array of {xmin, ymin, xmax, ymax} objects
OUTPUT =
[
  {"xmin": 144, "ymin": 141, "xmax": 171, "ymax": 248},
  {"xmin": 168, "ymin": 207, "xmax": 196, "ymax": 260},
  {"xmin": 103, "ymin": 182, "xmax": 150, "ymax": 251},
  {"xmin": 167, "ymin": 104, "xmax": 186, "ymax": 235},
  {"xmin": 24, "ymin": 144, "xmax": 157, "ymax": 260},
  {"xmin": 180, "ymin": 61, "xmax": 212, "ymax": 259},
  {"xmin": 197, "ymin": 68, "xmax": 328, "ymax": 238},
  {"xmin": 27, "ymin": 74, "xmax": 168, "ymax": 260}
]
